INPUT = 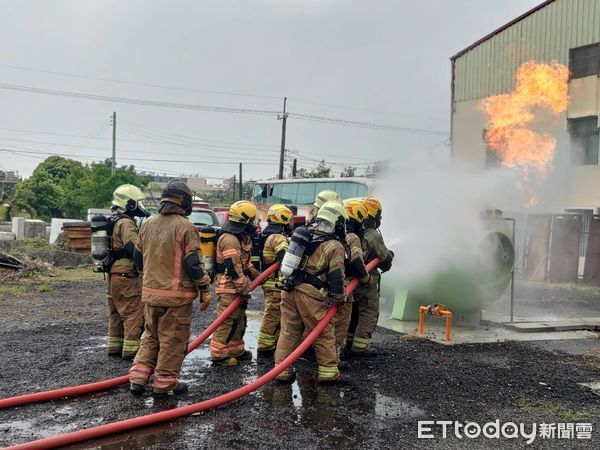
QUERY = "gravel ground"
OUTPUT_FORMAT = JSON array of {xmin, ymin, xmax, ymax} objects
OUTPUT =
[{"xmin": 0, "ymin": 272, "xmax": 599, "ymax": 449}]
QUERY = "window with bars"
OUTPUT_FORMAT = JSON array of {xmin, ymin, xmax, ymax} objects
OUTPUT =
[
  {"xmin": 569, "ymin": 43, "xmax": 600, "ymax": 78},
  {"xmin": 568, "ymin": 116, "xmax": 600, "ymax": 165},
  {"xmin": 566, "ymin": 209, "xmax": 592, "ymax": 259}
]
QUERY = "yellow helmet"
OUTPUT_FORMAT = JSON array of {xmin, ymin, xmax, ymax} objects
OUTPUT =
[
  {"xmin": 314, "ymin": 189, "xmax": 341, "ymax": 209},
  {"xmin": 112, "ymin": 184, "xmax": 145, "ymax": 209},
  {"xmin": 316, "ymin": 200, "xmax": 348, "ymax": 225},
  {"xmin": 362, "ymin": 195, "xmax": 383, "ymax": 218},
  {"xmin": 344, "ymin": 199, "xmax": 368, "ymax": 223},
  {"xmin": 267, "ymin": 204, "xmax": 293, "ymax": 225},
  {"xmin": 229, "ymin": 200, "xmax": 257, "ymax": 224}
]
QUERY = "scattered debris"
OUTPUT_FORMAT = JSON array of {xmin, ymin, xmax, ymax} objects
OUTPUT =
[{"xmin": 0, "ymin": 252, "xmax": 52, "ymax": 281}]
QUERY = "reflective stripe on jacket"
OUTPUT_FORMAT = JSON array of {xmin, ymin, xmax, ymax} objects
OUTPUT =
[
  {"xmin": 215, "ymin": 232, "xmax": 254, "ymax": 295},
  {"xmin": 137, "ymin": 214, "xmax": 207, "ymax": 306}
]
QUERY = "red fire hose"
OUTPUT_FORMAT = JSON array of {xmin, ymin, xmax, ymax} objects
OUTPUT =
[
  {"xmin": 0, "ymin": 264, "xmax": 281, "ymax": 410},
  {"xmin": 6, "ymin": 259, "xmax": 380, "ymax": 450}
]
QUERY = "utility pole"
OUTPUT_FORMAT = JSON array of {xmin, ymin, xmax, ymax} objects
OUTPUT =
[
  {"xmin": 111, "ymin": 112, "xmax": 117, "ymax": 176},
  {"xmin": 239, "ymin": 163, "xmax": 243, "ymax": 200},
  {"xmin": 278, "ymin": 97, "xmax": 287, "ymax": 180},
  {"xmin": 292, "ymin": 158, "xmax": 297, "ymax": 178},
  {"xmin": 232, "ymin": 175, "xmax": 236, "ymax": 203}
]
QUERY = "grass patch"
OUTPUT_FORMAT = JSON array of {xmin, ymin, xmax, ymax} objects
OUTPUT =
[
  {"xmin": 21, "ymin": 237, "xmax": 49, "ymax": 249},
  {"xmin": 517, "ymin": 395, "xmax": 594, "ymax": 421},
  {"xmin": 47, "ymin": 267, "xmax": 103, "ymax": 283},
  {"xmin": 38, "ymin": 283, "xmax": 54, "ymax": 293},
  {"xmin": 0, "ymin": 285, "xmax": 28, "ymax": 299}
]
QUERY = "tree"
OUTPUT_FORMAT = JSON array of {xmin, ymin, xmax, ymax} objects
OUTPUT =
[
  {"xmin": 10, "ymin": 157, "xmax": 148, "ymax": 220},
  {"xmin": 12, "ymin": 156, "xmax": 83, "ymax": 220},
  {"xmin": 61, "ymin": 159, "xmax": 148, "ymax": 218},
  {"xmin": 340, "ymin": 166, "xmax": 356, "ymax": 177},
  {"xmin": 295, "ymin": 160, "xmax": 331, "ymax": 179}
]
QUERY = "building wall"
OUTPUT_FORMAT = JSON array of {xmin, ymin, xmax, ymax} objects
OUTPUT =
[
  {"xmin": 451, "ymin": 0, "xmax": 600, "ymax": 211},
  {"xmin": 453, "ymin": 0, "xmax": 600, "ymax": 103}
]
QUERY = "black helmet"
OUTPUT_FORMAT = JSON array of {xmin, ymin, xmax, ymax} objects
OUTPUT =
[{"xmin": 161, "ymin": 180, "xmax": 193, "ymax": 215}]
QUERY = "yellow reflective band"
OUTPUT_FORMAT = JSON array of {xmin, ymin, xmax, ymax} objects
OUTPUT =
[
  {"xmin": 257, "ymin": 332, "xmax": 277, "ymax": 346},
  {"xmin": 263, "ymin": 280, "xmax": 280, "ymax": 289},
  {"xmin": 352, "ymin": 337, "xmax": 370, "ymax": 349},
  {"xmin": 274, "ymin": 242, "xmax": 288, "ymax": 253},
  {"xmin": 123, "ymin": 339, "xmax": 140, "ymax": 352}
]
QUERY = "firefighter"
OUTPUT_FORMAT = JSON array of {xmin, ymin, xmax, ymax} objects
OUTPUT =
[
  {"xmin": 129, "ymin": 180, "xmax": 212, "ymax": 397},
  {"xmin": 257, "ymin": 204, "xmax": 293, "ymax": 354},
  {"xmin": 348, "ymin": 195, "xmax": 394, "ymax": 355},
  {"xmin": 210, "ymin": 200, "xmax": 260, "ymax": 366},
  {"xmin": 334, "ymin": 200, "xmax": 370, "ymax": 359},
  {"xmin": 106, "ymin": 184, "xmax": 149, "ymax": 360},
  {"xmin": 308, "ymin": 189, "xmax": 341, "ymax": 222},
  {"xmin": 274, "ymin": 201, "xmax": 348, "ymax": 383}
]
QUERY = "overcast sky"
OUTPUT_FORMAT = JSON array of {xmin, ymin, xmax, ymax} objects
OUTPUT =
[{"xmin": 0, "ymin": 0, "xmax": 541, "ymax": 181}]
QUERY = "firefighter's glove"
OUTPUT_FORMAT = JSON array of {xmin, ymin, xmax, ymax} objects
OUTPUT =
[
  {"xmin": 359, "ymin": 274, "xmax": 371, "ymax": 285},
  {"xmin": 240, "ymin": 294, "xmax": 251, "ymax": 309},
  {"xmin": 199, "ymin": 289, "xmax": 212, "ymax": 312},
  {"xmin": 327, "ymin": 296, "xmax": 346, "ymax": 308}
]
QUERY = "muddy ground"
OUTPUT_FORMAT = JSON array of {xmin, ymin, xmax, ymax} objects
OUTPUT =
[{"xmin": 0, "ymin": 270, "xmax": 599, "ymax": 449}]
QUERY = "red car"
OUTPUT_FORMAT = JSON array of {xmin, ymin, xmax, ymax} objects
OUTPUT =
[{"xmin": 188, "ymin": 208, "xmax": 219, "ymax": 231}]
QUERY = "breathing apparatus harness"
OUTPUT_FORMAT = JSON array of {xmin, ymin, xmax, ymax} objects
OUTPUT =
[
  {"xmin": 280, "ymin": 224, "xmax": 343, "ymax": 292},
  {"xmin": 202, "ymin": 223, "xmax": 257, "ymax": 280},
  {"xmin": 91, "ymin": 213, "xmax": 137, "ymax": 273}
]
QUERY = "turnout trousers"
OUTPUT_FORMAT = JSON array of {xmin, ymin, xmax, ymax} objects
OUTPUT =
[
  {"xmin": 257, "ymin": 287, "xmax": 281, "ymax": 351},
  {"xmin": 106, "ymin": 274, "xmax": 144, "ymax": 358},
  {"xmin": 130, "ymin": 303, "xmax": 193, "ymax": 393},
  {"xmin": 349, "ymin": 272, "xmax": 380, "ymax": 351},
  {"xmin": 210, "ymin": 293, "xmax": 247, "ymax": 361},
  {"xmin": 275, "ymin": 289, "xmax": 339, "ymax": 381}
]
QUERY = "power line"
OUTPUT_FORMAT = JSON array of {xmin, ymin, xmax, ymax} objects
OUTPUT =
[
  {"xmin": 0, "ymin": 82, "xmax": 280, "ymax": 116},
  {"xmin": 0, "ymin": 125, "xmax": 279, "ymax": 149},
  {"xmin": 0, "ymin": 81, "xmax": 450, "ymax": 136},
  {"xmin": 0, "ymin": 137, "xmax": 279, "ymax": 162},
  {"xmin": 287, "ymin": 112, "xmax": 449, "ymax": 136},
  {"xmin": 0, "ymin": 63, "xmax": 280, "ymax": 100},
  {"xmin": 0, "ymin": 147, "xmax": 278, "ymax": 166}
]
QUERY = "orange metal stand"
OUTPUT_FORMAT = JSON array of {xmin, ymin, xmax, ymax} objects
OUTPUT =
[{"xmin": 418, "ymin": 304, "xmax": 453, "ymax": 342}]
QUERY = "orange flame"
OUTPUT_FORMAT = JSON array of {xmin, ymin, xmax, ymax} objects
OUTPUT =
[{"xmin": 481, "ymin": 61, "xmax": 569, "ymax": 176}]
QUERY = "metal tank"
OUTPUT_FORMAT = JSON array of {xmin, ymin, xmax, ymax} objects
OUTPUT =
[{"xmin": 387, "ymin": 218, "xmax": 515, "ymax": 322}]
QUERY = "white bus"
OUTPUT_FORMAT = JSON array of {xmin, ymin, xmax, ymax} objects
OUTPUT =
[{"xmin": 252, "ymin": 177, "xmax": 374, "ymax": 221}]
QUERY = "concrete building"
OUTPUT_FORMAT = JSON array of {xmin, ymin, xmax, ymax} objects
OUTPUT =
[
  {"xmin": 451, "ymin": 0, "xmax": 600, "ymax": 280},
  {"xmin": 451, "ymin": 0, "xmax": 600, "ymax": 210}
]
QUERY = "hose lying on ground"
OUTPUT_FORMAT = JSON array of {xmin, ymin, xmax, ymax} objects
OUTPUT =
[
  {"xmin": 7, "ymin": 259, "xmax": 380, "ymax": 450},
  {"xmin": 0, "ymin": 264, "xmax": 281, "ymax": 410}
]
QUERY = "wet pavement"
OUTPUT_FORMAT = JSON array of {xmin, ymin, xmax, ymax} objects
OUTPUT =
[{"xmin": 1, "ymin": 278, "xmax": 600, "ymax": 448}]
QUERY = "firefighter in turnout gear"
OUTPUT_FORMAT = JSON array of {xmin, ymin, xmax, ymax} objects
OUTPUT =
[
  {"xmin": 210, "ymin": 200, "xmax": 260, "ymax": 366},
  {"xmin": 129, "ymin": 181, "xmax": 211, "ymax": 397},
  {"xmin": 348, "ymin": 195, "xmax": 394, "ymax": 355},
  {"xmin": 257, "ymin": 204, "xmax": 293, "ymax": 353},
  {"xmin": 106, "ymin": 184, "xmax": 149, "ymax": 360},
  {"xmin": 308, "ymin": 189, "xmax": 342, "ymax": 222},
  {"xmin": 334, "ymin": 200, "xmax": 370, "ymax": 358},
  {"xmin": 274, "ymin": 201, "xmax": 348, "ymax": 383}
]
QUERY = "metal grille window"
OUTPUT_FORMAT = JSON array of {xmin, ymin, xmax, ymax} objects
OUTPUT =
[
  {"xmin": 568, "ymin": 116, "xmax": 599, "ymax": 165},
  {"xmin": 569, "ymin": 43, "xmax": 600, "ymax": 78},
  {"xmin": 566, "ymin": 209, "xmax": 592, "ymax": 259}
]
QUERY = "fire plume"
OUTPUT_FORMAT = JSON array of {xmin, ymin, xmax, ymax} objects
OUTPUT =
[{"xmin": 481, "ymin": 61, "xmax": 569, "ymax": 175}]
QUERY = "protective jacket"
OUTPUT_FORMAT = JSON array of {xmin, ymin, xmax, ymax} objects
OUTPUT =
[
  {"xmin": 215, "ymin": 232, "xmax": 259, "ymax": 295},
  {"xmin": 262, "ymin": 233, "xmax": 289, "ymax": 289},
  {"xmin": 296, "ymin": 230, "xmax": 346, "ymax": 303},
  {"xmin": 109, "ymin": 215, "xmax": 139, "ymax": 274},
  {"xmin": 136, "ymin": 207, "xmax": 210, "ymax": 307},
  {"xmin": 362, "ymin": 228, "xmax": 393, "ymax": 274},
  {"xmin": 345, "ymin": 232, "xmax": 370, "ymax": 283}
]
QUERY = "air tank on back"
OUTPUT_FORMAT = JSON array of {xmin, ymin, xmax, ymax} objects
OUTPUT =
[{"xmin": 386, "ymin": 217, "xmax": 515, "ymax": 322}]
